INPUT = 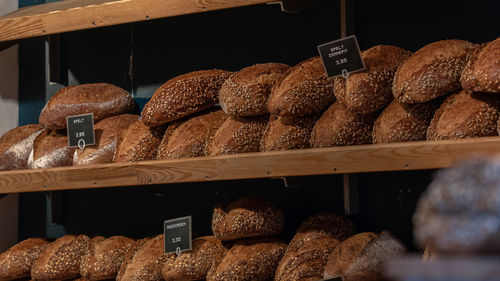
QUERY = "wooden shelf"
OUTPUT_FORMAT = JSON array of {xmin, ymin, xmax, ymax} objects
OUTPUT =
[
  {"xmin": 0, "ymin": 0, "xmax": 274, "ymax": 42},
  {"xmin": 1, "ymin": 137, "xmax": 500, "ymax": 194}
]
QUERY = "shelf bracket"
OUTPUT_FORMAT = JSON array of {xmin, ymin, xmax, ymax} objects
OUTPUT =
[
  {"xmin": 267, "ymin": 0, "xmax": 320, "ymax": 13},
  {"xmin": 343, "ymin": 173, "xmax": 359, "ymax": 215}
]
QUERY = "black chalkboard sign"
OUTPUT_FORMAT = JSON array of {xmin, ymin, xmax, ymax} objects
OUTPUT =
[
  {"xmin": 66, "ymin": 113, "xmax": 95, "ymax": 148},
  {"xmin": 317, "ymin": 35, "xmax": 365, "ymax": 78},
  {"xmin": 164, "ymin": 216, "xmax": 192, "ymax": 255}
]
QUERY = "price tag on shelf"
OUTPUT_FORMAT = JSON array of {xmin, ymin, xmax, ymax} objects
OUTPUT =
[
  {"xmin": 66, "ymin": 113, "xmax": 95, "ymax": 149},
  {"xmin": 317, "ymin": 35, "xmax": 365, "ymax": 78},
  {"xmin": 164, "ymin": 216, "xmax": 192, "ymax": 255}
]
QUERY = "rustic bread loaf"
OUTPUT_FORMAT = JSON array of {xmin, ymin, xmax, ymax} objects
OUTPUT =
[
  {"xmin": 114, "ymin": 120, "xmax": 166, "ymax": 162},
  {"xmin": 157, "ymin": 109, "xmax": 228, "ymax": 159},
  {"xmin": 260, "ymin": 115, "xmax": 317, "ymax": 151},
  {"xmin": 39, "ymin": 83, "xmax": 135, "ymax": 129},
  {"xmin": 0, "ymin": 238, "xmax": 50, "ymax": 281},
  {"xmin": 219, "ymin": 63, "xmax": 290, "ymax": 117},
  {"xmin": 73, "ymin": 114, "xmax": 139, "ymax": 166},
  {"xmin": 268, "ymin": 57, "xmax": 335, "ymax": 117},
  {"xmin": 141, "ymin": 70, "xmax": 232, "ymax": 127},
  {"xmin": 0, "ymin": 125, "xmax": 44, "ymax": 170},
  {"xmin": 212, "ymin": 197, "xmax": 285, "ymax": 241},
  {"xmin": 27, "ymin": 129, "xmax": 75, "ymax": 169},
  {"xmin": 393, "ymin": 39, "xmax": 475, "ymax": 103},
  {"xmin": 427, "ymin": 90, "xmax": 500, "ymax": 140},
  {"xmin": 461, "ymin": 38, "xmax": 500, "ymax": 93},
  {"xmin": 292, "ymin": 213, "xmax": 356, "ymax": 245},
  {"xmin": 334, "ymin": 45, "xmax": 410, "ymax": 114},
  {"xmin": 31, "ymin": 234, "xmax": 90, "ymax": 281}
]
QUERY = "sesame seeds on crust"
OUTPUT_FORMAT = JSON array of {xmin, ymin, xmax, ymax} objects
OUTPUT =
[{"xmin": 461, "ymin": 38, "xmax": 500, "ymax": 93}]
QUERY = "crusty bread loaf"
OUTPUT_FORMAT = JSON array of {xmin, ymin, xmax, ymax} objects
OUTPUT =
[
  {"xmin": 141, "ymin": 70, "xmax": 232, "ymax": 127},
  {"xmin": 0, "ymin": 238, "xmax": 50, "ymax": 280},
  {"xmin": 73, "ymin": 114, "xmax": 139, "ymax": 166},
  {"xmin": 461, "ymin": 38, "xmax": 500, "ymax": 93},
  {"xmin": 292, "ymin": 213, "xmax": 356, "ymax": 245},
  {"xmin": 80, "ymin": 236, "xmax": 135, "ymax": 281},
  {"xmin": 114, "ymin": 120, "xmax": 166, "ymax": 162},
  {"xmin": 268, "ymin": 57, "xmax": 335, "ymax": 117},
  {"xmin": 157, "ymin": 109, "xmax": 228, "ymax": 159},
  {"xmin": 310, "ymin": 102, "xmax": 378, "ymax": 148},
  {"xmin": 260, "ymin": 115, "xmax": 317, "ymax": 151},
  {"xmin": 39, "ymin": 83, "xmax": 135, "ymax": 129},
  {"xmin": 31, "ymin": 234, "xmax": 90, "ymax": 281},
  {"xmin": 393, "ymin": 39, "xmax": 475, "ymax": 103},
  {"xmin": 212, "ymin": 197, "xmax": 285, "ymax": 241},
  {"xmin": 206, "ymin": 237, "xmax": 287, "ymax": 281},
  {"xmin": 0, "ymin": 125, "xmax": 44, "ymax": 170},
  {"xmin": 334, "ymin": 45, "xmax": 410, "ymax": 114},
  {"xmin": 427, "ymin": 90, "xmax": 500, "ymax": 140},
  {"xmin": 219, "ymin": 63, "xmax": 290, "ymax": 117},
  {"xmin": 207, "ymin": 115, "xmax": 268, "ymax": 156},
  {"xmin": 27, "ymin": 129, "xmax": 75, "ymax": 169}
]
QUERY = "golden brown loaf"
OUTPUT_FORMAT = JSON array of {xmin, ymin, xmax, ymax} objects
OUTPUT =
[
  {"xmin": 113, "ymin": 120, "xmax": 166, "ymax": 162},
  {"xmin": 39, "ymin": 83, "xmax": 135, "ymax": 129},
  {"xmin": 461, "ymin": 38, "xmax": 500, "ymax": 93},
  {"xmin": 141, "ymin": 70, "xmax": 232, "ymax": 127},
  {"xmin": 267, "ymin": 57, "xmax": 335, "ymax": 117},
  {"xmin": 393, "ymin": 39, "xmax": 475, "ymax": 103},
  {"xmin": 212, "ymin": 197, "xmax": 285, "ymax": 241},
  {"xmin": 334, "ymin": 45, "xmax": 411, "ymax": 114},
  {"xmin": 260, "ymin": 115, "xmax": 317, "ymax": 151},
  {"xmin": 27, "ymin": 129, "xmax": 75, "ymax": 169},
  {"xmin": 0, "ymin": 238, "xmax": 50, "ymax": 281},
  {"xmin": 219, "ymin": 63, "xmax": 290, "ymax": 116},
  {"xmin": 0, "ymin": 124, "xmax": 44, "ymax": 170},
  {"xmin": 292, "ymin": 213, "xmax": 356, "ymax": 245}
]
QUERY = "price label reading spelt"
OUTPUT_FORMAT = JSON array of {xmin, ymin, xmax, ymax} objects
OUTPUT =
[
  {"xmin": 66, "ymin": 113, "xmax": 95, "ymax": 148},
  {"xmin": 164, "ymin": 216, "xmax": 192, "ymax": 255},
  {"xmin": 317, "ymin": 35, "xmax": 365, "ymax": 78}
]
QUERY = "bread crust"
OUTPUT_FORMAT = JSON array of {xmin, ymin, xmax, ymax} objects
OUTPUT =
[
  {"xmin": 461, "ymin": 38, "xmax": 500, "ymax": 93},
  {"xmin": 0, "ymin": 238, "xmax": 50, "ymax": 280},
  {"xmin": 0, "ymin": 125, "xmax": 44, "ymax": 170}
]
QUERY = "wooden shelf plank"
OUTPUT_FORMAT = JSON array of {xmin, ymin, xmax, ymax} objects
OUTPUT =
[
  {"xmin": 0, "ymin": 137, "xmax": 499, "ymax": 194},
  {"xmin": 0, "ymin": 0, "xmax": 274, "ymax": 42}
]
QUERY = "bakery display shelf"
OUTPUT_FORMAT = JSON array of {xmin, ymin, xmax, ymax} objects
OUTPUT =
[{"xmin": 0, "ymin": 0, "xmax": 274, "ymax": 42}]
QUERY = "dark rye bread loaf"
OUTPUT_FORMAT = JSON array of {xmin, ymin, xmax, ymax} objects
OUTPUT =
[
  {"xmin": 114, "ymin": 120, "xmax": 166, "ymax": 162},
  {"xmin": 260, "ymin": 115, "xmax": 317, "ymax": 151},
  {"xmin": 31, "ymin": 234, "xmax": 90, "ymax": 281},
  {"xmin": 141, "ymin": 70, "xmax": 232, "ymax": 127},
  {"xmin": 268, "ymin": 57, "xmax": 335, "ymax": 117},
  {"xmin": 39, "ymin": 83, "xmax": 135, "ymax": 129},
  {"xmin": 219, "ymin": 63, "xmax": 290, "ymax": 117},
  {"xmin": 157, "ymin": 109, "xmax": 228, "ymax": 159},
  {"xmin": 0, "ymin": 238, "xmax": 50, "ymax": 280},
  {"xmin": 461, "ymin": 38, "xmax": 500, "ymax": 93},
  {"xmin": 334, "ymin": 45, "xmax": 411, "ymax": 114},
  {"xmin": 0, "ymin": 124, "xmax": 44, "ymax": 170},
  {"xmin": 393, "ymin": 39, "xmax": 475, "ymax": 103},
  {"xmin": 27, "ymin": 129, "xmax": 75, "ymax": 169},
  {"xmin": 74, "ymin": 114, "xmax": 139, "ymax": 166},
  {"xmin": 212, "ymin": 197, "xmax": 285, "ymax": 241},
  {"xmin": 427, "ymin": 91, "xmax": 500, "ymax": 140}
]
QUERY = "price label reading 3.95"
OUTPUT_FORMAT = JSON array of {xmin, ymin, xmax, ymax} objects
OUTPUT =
[{"xmin": 317, "ymin": 35, "xmax": 365, "ymax": 78}]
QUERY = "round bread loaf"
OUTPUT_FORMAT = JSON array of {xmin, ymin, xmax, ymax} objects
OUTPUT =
[
  {"xmin": 260, "ymin": 115, "xmax": 317, "ymax": 151},
  {"xmin": 267, "ymin": 57, "xmax": 335, "ymax": 117},
  {"xmin": 427, "ymin": 90, "xmax": 500, "ymax": 140},
  {"xmin": 0, "ymin": 124, "xmax": 44, "ymax": 170},
  {"xmin": 461, "ymin": 38, "xmax": 500, "ymax": 93},
  {"xmin": 219, "ymin": 63, "xmax": 290, "ymax": 116},
  {"xmin": 39, "ymin": 83, "xmax": 135, "ymax": 129},
  {"xmin": 28, "ymin": 129, "xmax": 75, "ymax": 169},
  {"xmin": 334, "ymin": 45, "xmax": 410, "ymax": 114},
  {"xmin": 0, "ymin": 238, "xmax": 50, "ymax": 281},
  {"xmin": 114, "ymin": 120, "xmax": 166, "ymax": 162},
  {"xmin": 393, "ymin": 39, "xmax": 475, "ymax": 103},
  {"xmin": 292, "ymin": 213, "xmax": 356, "ymax": 244},
  {"xmin": 141, "ymin": 70, "xmax": 232, "ymax": 127}
]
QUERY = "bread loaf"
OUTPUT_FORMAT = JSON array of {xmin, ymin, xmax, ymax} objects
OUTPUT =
[
  {"xmin": 260, "ymin": 115, "xmax": 317, "ymax": 151},
  {"xmin": 157, "ymin": 109, "xmax": 228, "ymax": 159},
  {"xmin": 114, "ymin": 120, "xmax": 166, "ymax": 162},
  {"xmin": 39, "ymin": 83, "xmax": 135, "ymax": 129},
  {"xmin": 393, "ymin": 39, "xmax": 475, "ymax": 103},
  {"xmin": 0, "ymin": 125, "xmax": 44, "ymax": 170},
  {"xmin": 427, "ymin": 90, "xmax": 500, "ymax": 140},
  {"xmin": 31, "ymin": 234, "xmax": 90, "ymax": 281},
  {"xmin": 0, "ymin": 238, "xmax": 50, "ymax": 280},
  {"xmin": 219, "ymin": 63, "xmax": 290, "ymax": 117},
  {"xmin": 461, "ymin": 37, "xmax": 500, "ymax": 93},
  {"xmin": 212, "ymin": 197, "xmax": 285, "ymax": 241},
  {"xmin": 268, "ymin": 57, "xmax": 335, "ymax": 116},
  {"xmin": 73, "ymin": 114, "xmax": 139, "ymax": 166},
  {"xmin": 141, "ymin": 70, "xmax": 232, "ymax": 127},
  {"xmin": 334, "ymin": 45, "xmax": 410, "ymax": 114},
  {"xmin": 27, "ymin": 129, "xmax": 75, "ymax": 169}
]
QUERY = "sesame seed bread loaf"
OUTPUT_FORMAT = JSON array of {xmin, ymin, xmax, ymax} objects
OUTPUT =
[
  {"xmin": 260, "ymin": 115, "xmax": 317, "ymax": 152},
  {"xmin": 334, "ymin": 45, "xmax": 411, "ymax": 114},
  {"xmin": 141, "ymin": 70, "xmax": 232, "ymax": 127},
  {"xmin": 39, "ymin": 83, "xmax": 135, "ymax": 130},
  {"xmin": 73, "ymin": 114, "xmax": 139, "ymax": 166},
  {"xmin": 219, "ymin": 63, "xmax": 290, "ymax": 117},
  {"xmin": 427, "ymin": 91, "xmax": 500, "ymax": 140},
  {"xmin": 80, "ymin": 236, "xmax": 135, "ymax": 281},
  {"xmin": 113, "ymin": 120, "xmax": 166, "ymax": 162},
  {"xmin": 157, "ymin": 109, "xmax": 228, "ymax": 159},
  {"xmin": 0, "ymin": 125, "xmax": 44, "ymax": 170},
  {"xmin": 393, "ymin": 39, "xmax": 475, "ymax": 104},
  {"xmin": 461, "ymin": 38, "xmax": 500, "ymax": 93},
  {"xmin": 212, "ymin": 197, "xmax": 285, "ymax": 241},
  {"xmin": 267, "ymin": 57, "xmax": 335, "ymax": 117},
  {"xmin": 291, "ymin": 213, "xmax": 356, "ymax": 246},
  {"xmin": 27, "ymin": 129, "xmax": 75, "ymax": 169},
  {"xmin": 0, "ymin": 238, "xmax": 51, "ymax": 281},
  {"xmin": 31, "ymin": 234, "xmax": 90, "ymax": 281}
]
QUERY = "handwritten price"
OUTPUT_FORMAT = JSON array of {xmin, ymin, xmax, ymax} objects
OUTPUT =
[{"xmin": 335, "ymin": 58, "xmax": 348, "ymax": 65}]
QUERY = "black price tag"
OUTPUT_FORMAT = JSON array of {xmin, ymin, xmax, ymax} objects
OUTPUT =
[
  {"xmin": 317, "ymin": 35, "xmax": 365, "ymax": 78},
  {"xmin": 66, "ymin": 113, "xmax": 95, "ymax": 148},
  {"xmin": 164, "ymin": 216, "xmax": 192, "ymax": 255}
]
